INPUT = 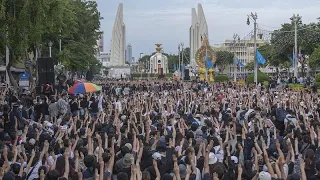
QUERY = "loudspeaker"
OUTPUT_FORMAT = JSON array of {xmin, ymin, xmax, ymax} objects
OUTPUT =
[
  {"xmin": 86, "ymin": 71, "xmax": 93, "ymax": 81},
  {"xmin": 38, "ymin": 72, "xmax": 55, "ymax": 85},
  {"xmin": 46, "ymin": 72, "xmax": 55, "ymax": 85},
  {"xmin": 38, "ymin": 72, "xmax": 47, "ymax": 85},
  {"xmin": 184, "ymin": 69, "xmax": 190, "ymax": 81},
  {"xmin": 38, "ymin": 58, "xmax": 54, "ymax": 73},
  {"xmin": 37, "ymin": 58, "xmax": 55, "ymax": 86}
]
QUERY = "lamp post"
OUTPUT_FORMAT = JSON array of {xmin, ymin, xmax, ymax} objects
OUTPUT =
[
  {"xmin": 178, "ymin": 44, "xmax": 181, "ymax": 78},
  {"xmin": 140, "ymin": 53, "xmax": 143, "ymax": 79},
  {"xmin": 180, "ymin": 42, "xmax": 184, "ymax": 80},
  {"xmin": 48, "ymin": 41, "xmax": 53, "ymax": 58},
  {"xmin": 292, "ymin": 14, "xmax": 298, "ymax": 78},
  {"xmin": 247, "ymin": 12, "xmax": 258, "ymax": 84}
]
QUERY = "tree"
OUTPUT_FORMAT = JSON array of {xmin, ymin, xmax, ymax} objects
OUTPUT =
[
  {"xmin": 179, "ymin": 47, "xmax": 190, "ymax": 65},
  {"xmin": 215, "ymin": 50, "xmax": 234, "ymax": 74},
  {"xmin": 310, "ymin": 46, "xmax": 320, "ymax": 69},
  {"xmin": 0, "ymin": 0, "xmax": 101, "ymax": 91},
  {"xmin": 245, "ymin": 61, "xmax": 254, "ymax": 71},
  {"xmin": 59, "ymin": 0, "xmax": 101, "ymax": 72},
  {"xmin": 268, "ymin": 15, "xmax": 320, "ymax": 70}
]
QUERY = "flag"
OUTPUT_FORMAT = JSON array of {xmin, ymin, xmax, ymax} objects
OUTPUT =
[
  {"xmin": 173, "ymin": 65, "xmax": 177, "ymax": 71},
  {"xmin": 256, "ymin": 50, "xmax": 266, "ymax": 65},
  {"xmin": 182, "ymin": 64, "xmax": 185, "ymax": 71},
  {"xmin": 235, "ymin": 58, "xmax": 244, "ymax": 68},
  {"xmin": 205, "ymin": 57, "xmax": 214, "ymax": 69}
]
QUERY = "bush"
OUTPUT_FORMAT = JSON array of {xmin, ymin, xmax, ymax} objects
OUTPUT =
[
  {"xmin": 315, "ymin": 73, "xmax": 320, "ymax": 87},
  {"xmin": 288, "ymin": 84, "xmax": 304, "ymax": 91},
  {"xmin": 214, "ymin": 75, "xmax": 229, "ymax": 82},
  {"xmin": 247, "ymin": 70, "xmax": 269, "ymax": 84},
  {"xmin": 131, "ymin": 73, "xmax": 172, "ymax": 78}
]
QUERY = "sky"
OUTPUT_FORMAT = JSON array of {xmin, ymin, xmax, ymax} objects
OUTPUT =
[{"xmin": 96, "ymin": 0, "xmax": 320, "ymax": 60}]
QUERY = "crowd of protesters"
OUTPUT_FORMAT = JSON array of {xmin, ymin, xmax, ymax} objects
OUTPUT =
[{"xmin": 0, "ymin": 80, "xmax": 319, "ymax": 180}]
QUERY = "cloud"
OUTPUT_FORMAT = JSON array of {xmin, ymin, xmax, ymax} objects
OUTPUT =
[{"xmin": 98, "ymin": 0, "xmax": 320, "ymax": 58}]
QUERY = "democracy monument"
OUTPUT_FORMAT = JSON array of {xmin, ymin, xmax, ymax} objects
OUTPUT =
[
  {"xmin": 107, "ymin": 3, "xmax": 215, "ymax": 80},
  {"xmin": 148, "ymin": 44, "xmax": 169, "ymax": 75}
]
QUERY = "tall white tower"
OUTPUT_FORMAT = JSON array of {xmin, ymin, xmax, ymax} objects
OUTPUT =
[
  {"xmin": 189, "ymin": 4, "xmax": 209, "ymax": 68},
  {"xmin": 110, "ymin": 3, "xmax": 126, "ymax": 66}
]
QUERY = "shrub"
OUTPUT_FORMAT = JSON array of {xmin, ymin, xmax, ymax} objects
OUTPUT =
[
  {"xmin": 288, "ymin": 84, "xmax": 304, "ymax": 91},
  {"xmin": 214, "ymin": 75, "xmax": 229, "ymax": 82},
  {"xmin": 247, "ymin": 70, "xmax": 269, "ymax": 84},
  {"xmin": 131, "ymin": 73, "xmax": 172, "ymax": 78}
]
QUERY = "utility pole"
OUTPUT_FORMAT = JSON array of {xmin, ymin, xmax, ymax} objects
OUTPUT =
[
  {"xmin": 247, "ymin": 12, "xmax": 258, "ymax": 84},
  {"xmin": 233, "ymin": 34, "xmax": 240, "ymax": 82},
  {"xmin": 293, "ymin": 14, "xmax": 298, "ymax": 78},
  {"xmin": 140, "ymin": 53, "xmax": 143, "ymax": 79},
  {"xmin": 181, "ymin": 42, "xmax": 184, "ymax": 81},
  {"xmin": 178, "ymin": 44, "xmax": 181, "ymax": 79}
]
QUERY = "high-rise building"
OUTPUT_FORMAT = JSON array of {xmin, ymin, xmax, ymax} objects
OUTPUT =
[
  {"xmin": 97, "ymin": 32, "xmax": 104, "ymax": 52},
  {"xmin": 110, "ymin": 3, "xmax": 126, "ymax": 66},
  {"xmin": 189, "ymin": 4, "xmax": 209, "ymax": 68},
  {"xmin": 126, "ymin": 44, "xmax": 132, "ymax": 63}
]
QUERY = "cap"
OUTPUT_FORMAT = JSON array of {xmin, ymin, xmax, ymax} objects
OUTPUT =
[
  {"xmin": 258, "ymin": 172, "xmax": 271, "ymax": 180},
  {"xmin": 209, "ymin": 152, "xmax": 217, "ymax": 164}
]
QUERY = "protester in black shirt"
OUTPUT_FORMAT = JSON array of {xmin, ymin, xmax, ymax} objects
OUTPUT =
[
  {"xmin": 70, "ymin": 96, "xmax": 80, "ymax": 117},
  {"xmin": 1, "ymin": 104, "xmax": 10, "ymax": 136}
]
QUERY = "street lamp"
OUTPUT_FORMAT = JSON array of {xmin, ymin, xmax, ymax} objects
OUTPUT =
[
  {"xmin": 180, "ymin": 42, "xmax": 184, "ymax": 80},
  {"xmin": 178, "ymin": 44, "xmax": 181, "ymax": 78},
  {"xmin": 247, "ymin": 12, "xmax": 258, "ymax": 84},
  {"xmin": 48, "ymin": 41, "xmax": 53, "ymax": 58}
]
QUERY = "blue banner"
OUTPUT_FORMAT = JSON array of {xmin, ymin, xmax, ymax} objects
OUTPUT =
[
  {"xmin": 256, "ymin": 50, "xmax": 266, "ymax": 65},
  {"xmin": 19, "ymin": 73, "xmax": 29, "ymax": 79},
  {"xmin": 205, "ymin": 57, "xmax": 214, "ymax": 69}
]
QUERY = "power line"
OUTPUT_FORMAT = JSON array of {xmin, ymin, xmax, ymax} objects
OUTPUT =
[{"xmin": 258, "ymin": 23, "xmax": 318, "ymax": 34}]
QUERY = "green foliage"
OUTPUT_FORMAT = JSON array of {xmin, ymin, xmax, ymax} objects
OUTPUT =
[
  {"xmin": 310, "ymin": 46, "xmax": 320, "ymax": 69},
  {"xmin": 131, "ymin": 73, "xmax": 172, "ymax": 78},
  {"xmin": 263, "ymin": 81, "xmax": 269, "ymax": 87},
  {"xmin": 315, "ymin": 73, "xmax": 320, "ymax": 87},
  {"xmin": 245, "ymin": 61, "xmax": 254, "ymax": 71},
  {"xmin": 214, "ymin": 75, "xmax": 229, "ymax": 82},
  {"xmin": 0, "ymin": 0, "xmax": 101, "ymax": 88},
  {"xmin": 247, "ymin": 70, "xmax": 269, "ymax": 84},
  {"xmin": 215, "ymin": 50, "xmax": 234, "ymax": 73},
  {"xmin": 266, "ymin": 15, "xmax": 320, "ymax": 69},
  {"xmin": 288, "ymin": 84, "xmax": 305, "ymax": 91}
]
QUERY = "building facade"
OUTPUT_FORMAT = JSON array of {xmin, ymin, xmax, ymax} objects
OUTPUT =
[
  {"xmin": 110, "ymin": 3, "xmax": 126, "ymax": 66},
  {"xmin": 190, "ymin": 4, "xmax": 209, "ymax": 69},
  {"xmin": 126, "ymin": 44, "xmax": 132, "ymax": 64},
  {"xmin": 97, "ymin": 32, "xmax": 104, "ymax": 53},
  {"xmin": 220, "ymin": 36, "xmax": 267, "ymax": 78},
  {"xmin": 149, "ymin": 44, "xmax": 169, "ymax": 74},
  {"xmin": 97, "ymin": 52, "xmax": 111, "ymax": 67}
]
